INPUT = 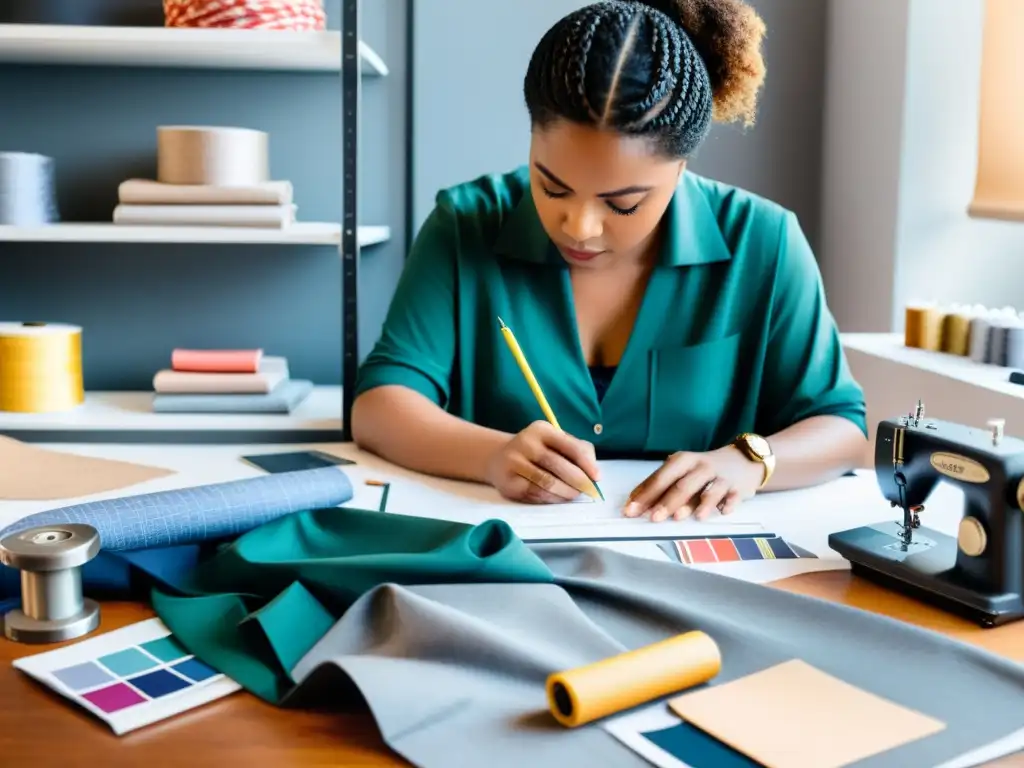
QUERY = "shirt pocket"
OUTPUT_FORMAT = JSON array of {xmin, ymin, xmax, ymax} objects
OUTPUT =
[{"xmin": 645, "ymin": 332, "xmax": 743, "ymax": 454}]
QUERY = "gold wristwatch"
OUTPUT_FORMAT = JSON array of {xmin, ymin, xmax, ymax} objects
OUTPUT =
[{"xmin": 733, "ymin": 433, "xmax": 775, "ymax": 489}]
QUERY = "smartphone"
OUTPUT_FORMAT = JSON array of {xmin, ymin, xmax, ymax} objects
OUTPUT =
[{"xmin": 240, "ymin": 450, "xmax": 355, "ymax": 474}]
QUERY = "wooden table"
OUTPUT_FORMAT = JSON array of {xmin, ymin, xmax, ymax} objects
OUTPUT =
[{"xmin": 3, "ymin": 572, "xmax": 1024, "ymax": 766}]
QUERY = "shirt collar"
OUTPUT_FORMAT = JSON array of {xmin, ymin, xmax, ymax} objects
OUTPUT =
[{"xmin": 494, "ymin": 172, "xmax": 733, "ymax": 267}]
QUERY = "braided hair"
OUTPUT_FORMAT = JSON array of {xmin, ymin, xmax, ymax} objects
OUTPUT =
[{"xmin": 524, "ymin": 0, "xmax": 767, "ymax": 158}]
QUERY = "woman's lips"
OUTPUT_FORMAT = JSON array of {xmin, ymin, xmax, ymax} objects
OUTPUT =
[{"xmin": 562, "ymin": 246, "xmax": 605, "ymax": 262}]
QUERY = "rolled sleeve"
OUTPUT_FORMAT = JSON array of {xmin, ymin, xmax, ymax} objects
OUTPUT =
[
  {"xmin": 756, "ymin": 211, "xmax": 867, "ymax": 437},
  {"xmin": 354, "ymin": 200, "xmax": 458, "ymax": 407}
]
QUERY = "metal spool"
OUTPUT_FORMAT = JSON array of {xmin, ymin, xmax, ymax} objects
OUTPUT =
[{"xmin": 0, "ymin": 524, "xmax": 101, "ymax": 644}]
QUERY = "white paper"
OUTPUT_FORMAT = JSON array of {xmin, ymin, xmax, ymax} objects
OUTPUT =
[
  {"xmin": 338, "ymin": 457, "xmax": 764, "ymax": 534},
  {"xmin": 603, "ymin": 705, "xmax": 696, "ymax": 768},
  {"xmin": 13, "ymin": 618, "xmax": 240, "ymax": 735}
]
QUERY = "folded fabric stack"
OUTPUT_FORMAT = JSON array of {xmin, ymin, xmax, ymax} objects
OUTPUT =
[
  {"xmin": 114, "ymin": 179, "xmax": 296, "ymax": 228},
  {"xmin": 114, "ymin": 125, "xmax": 297, "ymax": 228},
  {"xmin": 152, "ymin": 349, "xmax": 313, "ymax": 414}
]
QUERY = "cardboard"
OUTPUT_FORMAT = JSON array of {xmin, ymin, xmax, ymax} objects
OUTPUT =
[
  {"xmin": 669, "ymin": 659, "xmax": 946, "ymax": 768},
  {"xmin": 0, "ymin": 436, "xmax": 175, "ymax": 500}
]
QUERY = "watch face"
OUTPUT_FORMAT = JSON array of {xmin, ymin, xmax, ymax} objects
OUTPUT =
[{"xmin": 743, "ymin": 434, "xmax": 771, "ymax": 459}]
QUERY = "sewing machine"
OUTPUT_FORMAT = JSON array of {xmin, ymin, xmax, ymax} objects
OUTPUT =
[{"xmin": 828, "ymin": 401, "xmax": 1024, "ymax": 627}]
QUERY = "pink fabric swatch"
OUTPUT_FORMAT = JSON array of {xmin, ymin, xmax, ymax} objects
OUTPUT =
[{"xmin": 172, "ymin": 349, "xmax": 263, "ymax": 373}]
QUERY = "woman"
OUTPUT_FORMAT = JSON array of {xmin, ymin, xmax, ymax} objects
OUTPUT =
[{"xmin": 352, "ymin": 0, "xmax": 868, "ymax": 522}]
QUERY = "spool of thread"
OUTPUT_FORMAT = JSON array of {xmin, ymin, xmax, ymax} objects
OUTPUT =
[
  {"xmin": 163, "ymin": 0, "xmax": 326, "ymax": 30},
  {"xmin": 0, "ymin": 152, "xmax": 59, "ymax": 226},
  {"xmin": 904, "ymin": 302, "xmax": 943, "ymax": 350},
  {"xmin": 0, "ymin": 322, "xmax": 84, "ymax": 413},
  {"xmin": 969, "ymin": 310, "xmax": 993, "ymax": 363},
  {"xmin": 941, "ymin": 307, "xmax": 972, "ymax": 356},
  {"xmin": 1005, "ymin": 322, "xmax": 1024, "ymax": 370},
  {"xmin": 0, "ymin": 523, "xmax": 101, "ymax": 644},
  {"xmin": 546, "ymin": 630, "xmax": 721, "ymax": 728},
  {"xmin": 987, "ymin": 320, "xmax": 1009, "ymax": 366},
  {"xmin": 157, "ymin": 126, "xmax": 269, "ymax": 187}
]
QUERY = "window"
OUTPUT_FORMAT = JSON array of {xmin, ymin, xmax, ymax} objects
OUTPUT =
[{"xmin": 969, "ymin": 0, "xmax": 1024, "ymax": 221}]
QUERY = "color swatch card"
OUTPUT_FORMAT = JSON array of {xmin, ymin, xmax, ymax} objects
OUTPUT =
[
  {"xmin": 673, "ymin": 534, "xmax": 811, "ymax": 565},
  {"xmin": 13, "ymin": 618, "xmax": 241, "ymax": 735}
]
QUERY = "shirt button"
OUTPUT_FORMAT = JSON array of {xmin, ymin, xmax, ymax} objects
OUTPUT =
[{"xmin": 593, "ymin": 424, "xmax": 603, "ymax": 435}]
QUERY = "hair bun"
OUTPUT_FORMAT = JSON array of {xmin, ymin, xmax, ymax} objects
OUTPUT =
[{"xmin": 640, "ymin": 0, "xmax": 766, "ymax": 126}]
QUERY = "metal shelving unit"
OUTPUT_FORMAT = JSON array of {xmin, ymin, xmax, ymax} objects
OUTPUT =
[{"xmin": 0, "ymin": 4, "xmax": 386, "ymax": 444}]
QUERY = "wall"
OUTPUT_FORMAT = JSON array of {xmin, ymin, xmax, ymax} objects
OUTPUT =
[
  {"xmin": 0, "ymin": 0, "xmax": 408, "ymax": 390},
  {"xmin": 818, "ymin": 0, "xmax": 911, "ymax": 333},
  {"xmin": 411, "ymin": 0, "xmax": 829, "ymax": 253},
  {"xmin": 819, "ymin": 0, "xmax": 1024, "ymax": 334},
  {"xmin": 892, "ymin": 0, "xmax": 1024, "ymax": 327}
]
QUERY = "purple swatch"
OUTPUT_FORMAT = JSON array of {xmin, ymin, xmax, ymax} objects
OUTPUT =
[
  {"xmin": 82, "ymin": 683, "xmax": 146, "ymax": 713},
  {"xmin": 52, "ymin": 662, "xmax": 113, "ymax": 691}
]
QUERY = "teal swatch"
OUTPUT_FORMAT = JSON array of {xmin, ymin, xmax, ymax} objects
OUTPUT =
[
  {"xmin": 140, "ymin": 635, "xmax": 189, "ymax": 663},
  {"xmin": 98, "ymin": 648, "xmax": 158, "ymax": 677}
]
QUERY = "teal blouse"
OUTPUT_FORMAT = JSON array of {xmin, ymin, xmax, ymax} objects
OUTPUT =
[{"xmin": 355, "ymin": 167, "xmax": 866, "ymax": 458}]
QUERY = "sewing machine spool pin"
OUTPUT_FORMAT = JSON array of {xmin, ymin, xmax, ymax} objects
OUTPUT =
[
  {"xmin": 0, "ymin": 524, "xmax": 101, "ymax": 644},
  {"xmin": 830, "ymin": 401, "xmax": 1024, "ymax": 627}
]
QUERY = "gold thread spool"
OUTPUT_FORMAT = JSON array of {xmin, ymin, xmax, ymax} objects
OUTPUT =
[
  {"xmin": 904, "ymin": 304, "xmax": 943, "ymax": 350},
  {"xmin": 941, "ymin": 312, "xmax": 971, "ymax": 356},
  {"xmin": 545, "ymin": 630, "xmax": 721, "ymax": 728},
  {"xmin": 0, "ymin": 322, "xmax": 84, "ymax": 413}
]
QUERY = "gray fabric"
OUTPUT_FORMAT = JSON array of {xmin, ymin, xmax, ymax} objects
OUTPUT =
[{"xmin": 289, "ymin": 545, "xmax": 1024, "ymax": 768}]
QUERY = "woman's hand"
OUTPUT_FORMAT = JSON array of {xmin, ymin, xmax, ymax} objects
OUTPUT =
[
  {"xmin": 624, "ymin": 447, "xmax": 763, "ymax": 522},
  {"xmin": 485, "ymin": 421, "xmax": 601, "ymax": 504}
]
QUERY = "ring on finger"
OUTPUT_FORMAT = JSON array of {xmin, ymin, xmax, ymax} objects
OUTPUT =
[{"xmin": 700, "ymin": 479, "xmax": 717, "ymax": 496}]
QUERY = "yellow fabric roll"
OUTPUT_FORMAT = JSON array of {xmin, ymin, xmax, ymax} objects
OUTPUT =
[
  {"xmin": 546, "ymin": 630, "xmax": 721, "ymax": 728},
  {"xmin": 0, "ymin": 322, "xmax": 84, "ymax": 413}
]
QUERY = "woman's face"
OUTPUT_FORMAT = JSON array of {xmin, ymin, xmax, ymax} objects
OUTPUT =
[{"xmin": 529, "ymin": 119, "xmax": 684, "ymax": 269}]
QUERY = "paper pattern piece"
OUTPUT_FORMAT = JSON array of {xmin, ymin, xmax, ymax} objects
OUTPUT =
[
  {"xmin": 334, "ymin": 456, "xmax": 763, "ymax": 539},
  {"xmin": 0, "ymin": 436, "xmax": 174, "ymax": 500},
  {"xmin": 14, "ymin": 618, "xmax": 240, "ymax": 735},
  {"xmin": 669, "ymin": 659, "xmax": 946, "ymax": 768},
  {"xmin": 604, "ymin": 705, "xmax": 759, "ymax": 768}
]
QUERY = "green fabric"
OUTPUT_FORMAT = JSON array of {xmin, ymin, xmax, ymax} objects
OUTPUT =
[
  {"xmin": 150, "ymin": 507, "xmax": 554, "ymax": 703},
  {"xmin": 355, "ymin": 166, "xmax": 867, "ymax": 455}
]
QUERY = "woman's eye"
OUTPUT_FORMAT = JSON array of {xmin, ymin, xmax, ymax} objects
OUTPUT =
[
  {"xmin": 542, "ymin": 186, "xmax": 569, "ymax": 199},
  {"xmin": 607, "ymin": 201, "xmax": 641, "ymax": 216}
]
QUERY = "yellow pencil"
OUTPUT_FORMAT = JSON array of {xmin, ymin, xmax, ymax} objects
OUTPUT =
[{"xmin": 498, "ymin": 317, "xmax": 604, "ymax": 501}]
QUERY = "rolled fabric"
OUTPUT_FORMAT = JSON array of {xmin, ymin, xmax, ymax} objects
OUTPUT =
[{"xmin": 0, "ymin": 466, "xmax": 353, "ymax": 551}]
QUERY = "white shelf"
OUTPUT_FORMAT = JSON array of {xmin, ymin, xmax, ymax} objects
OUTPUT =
[
  {"xmin": 841, "ymin": 333, "xmax": 1024, "ymax": 399},
  {"xmin": 0, "ymin": 222, "xmax": 390, "ymax": 246},
  {"xmin": 0, "ymin": 25, "xmax": 387, "ymax": 75},
  {"xmin": 357, "ymin": 225, "xmax": 391, "ymax": 247},
  {"xmin": 0, "ymin": 387, "xmax": 343, "ymax": 443}
]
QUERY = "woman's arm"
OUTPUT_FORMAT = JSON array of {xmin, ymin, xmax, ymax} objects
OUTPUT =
[
  {"xmin": 709, "ymin": 414, "xmax": 868, "ymax": 496},
  {"xmin": 351, "ymin": 385, "xmax": 512, "ymax": 483}
]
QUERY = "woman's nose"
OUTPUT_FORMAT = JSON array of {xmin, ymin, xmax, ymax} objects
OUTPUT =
[{"xmin": 562, "ymin": 204, "xmax": 602, "ymax": 244}]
